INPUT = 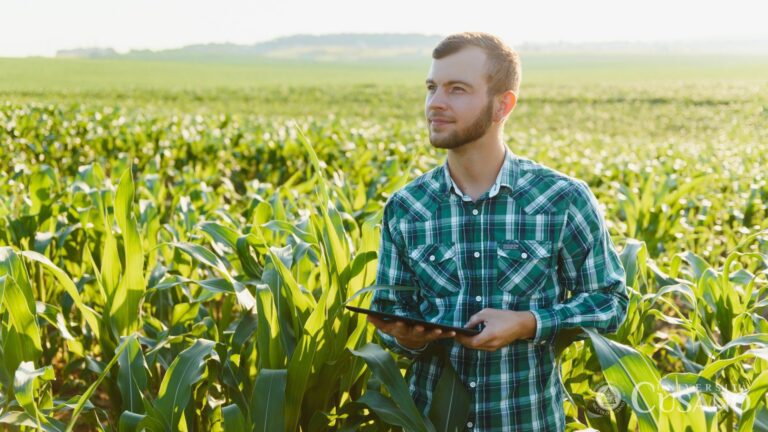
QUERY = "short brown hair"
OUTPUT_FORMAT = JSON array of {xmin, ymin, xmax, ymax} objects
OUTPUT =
[{"xmin": 432, "ymin": 32, "xmax": 521, "ymax": 97}]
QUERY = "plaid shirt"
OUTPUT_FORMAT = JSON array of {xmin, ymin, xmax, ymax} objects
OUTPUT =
[{"xmin": 371, "ymin": 147, "xmax": 629, "ymax": 432}]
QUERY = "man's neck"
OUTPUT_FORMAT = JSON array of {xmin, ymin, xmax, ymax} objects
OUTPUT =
[{"xmin": 446, "ymin": 140, "xmax": 507, "ymax": 201}]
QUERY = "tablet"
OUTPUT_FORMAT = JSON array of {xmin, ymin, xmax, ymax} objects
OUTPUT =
[{"xmin": 346, "ymin": 305, "xmax": 481, "ymax": 336}]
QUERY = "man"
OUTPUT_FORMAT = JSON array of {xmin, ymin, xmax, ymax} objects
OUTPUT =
[{"xmin": 367, "ymin": 32, "xmax": 629, "ymax": 432}]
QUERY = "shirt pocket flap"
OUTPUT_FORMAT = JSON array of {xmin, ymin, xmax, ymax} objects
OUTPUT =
[
  {"xmin": 409, "ymin": 243, "xmax": 457, "ymax": 263},
  {"xmin": 498, "ymin": 240, "xmax": 552, "ymax": 260}
]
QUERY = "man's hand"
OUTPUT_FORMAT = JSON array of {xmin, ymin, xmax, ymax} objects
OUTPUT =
[
  {"xmin": 366, "ymin": 315, "xmax": 456, "ymax": 350},
  {"xmin": 454, "ymin": 309, "xmax": 537, "ymax": 352}
]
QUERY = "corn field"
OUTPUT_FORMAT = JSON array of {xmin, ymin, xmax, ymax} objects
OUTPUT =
[{"xmin": 1, "ymin": 74, "xmax": 768, "ymax": 431}]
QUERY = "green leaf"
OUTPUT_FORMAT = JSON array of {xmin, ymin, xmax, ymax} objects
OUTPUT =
[
  {"xmin": 199, "ymin": 221, "xmax": 241, "ymax": 250},
  {"xmin": 170, "ymin": 241, "xmax": 256, "ymax": 310},
  {"xmin": 13, "ymin": 361, "xmax": 55, "ymax": 429},
  {"xmin": 677, "ymin": 251, "xmax": 711, "ymax": 282},
  {"xmin": 251, "ymin": 369, "xmax": 287, "ymax": 432},
  {"xmin": 719, "ymin": 334, "xmax": 768, "ymax": 352},
  {"xmin": 110, "ymin": 166, "xmax": 146, "ymax": 336},
  {"xmin": 0, "ymin": 410, "xmax": 64, "ymax": 432},
  {"xmin": 20, "ymin": 250, "xmax": 101, "ymax": 340},
  {"xmin": 266, "ymin": 244, "xmax": 315, "ymax": 322},
  {"xmin": 584, "ymin": 328, "xmax": 707, "ymax": 432},
  {"xmin": 339, "ymin": 251, "xmax": 378, "ymax": 290},
  {"xmin": 221, "ymin": 404, "xmax": 248, "ymax": 431},
  {"xmin": 428, "ymin": 349, "xmax": 472, "ymax": 432},
  {"xmin": 101, "ymin": 216, "xmax": 122, "ymax": 304},
  {"xmin": 171, "ymin": 303, "xmax": 200, "ymax": 327},
  {"xmin": 620, "ymin": 238, "xmax": 647, "ymax": 288},
  {"xmin": 255, "ymin": 285, "xmax": 288, "ymax": 369},
  {"xmin": 355, "ymin": 390, "xmax": 426, "ymax": 431},
  {"xmin": 350, "ymin": 343, "xmax": 435, "ymax": 432},
  {"xmin": 285, "ymin": 334, "xmax": 319, "ymax": 432},
  {"xmin": 739, "ymin": 370, "xmax": 768, "ymax": 432},
  {"xmin": 117, "ymin": 335, "xmax": 148, "ymax": 413},
  {"xmin": 66, "ymin": 334, "xmax": 135, "ymax": 432},
  {"xmin": 236, "ymin": 233, "xmax": 264, "ymax": 279},
  {"xmin": 0, "ymin": 265, "xmax": 42, "ymax": 368},
  {"xmin": 154, "ymin": 338, "xmax": 219, "ymax": 431},
  {"xmin": 29, "ymin": 165, "xmax": 57, "ymax": 214},
  {"xmin": 118, "ymin": 411, "xmax": 165, "ymax": 432},
  {"xmin": 660, "ymin": 373, "xmax": 720, "ymax": 431}
]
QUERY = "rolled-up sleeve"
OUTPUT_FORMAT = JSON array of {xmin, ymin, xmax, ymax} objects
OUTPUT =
[
  {"xmin": 370, "ymin": 194, "xmax": 429, "ymax": 358},
  {"xmin": 530, "ymin": 180, "xmax": 629, "ymax": 344}
]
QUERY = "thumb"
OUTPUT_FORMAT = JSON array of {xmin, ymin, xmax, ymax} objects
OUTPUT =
[{"xmin": 465, "ymin": 312, "xmax": 486, "ymax": 329}]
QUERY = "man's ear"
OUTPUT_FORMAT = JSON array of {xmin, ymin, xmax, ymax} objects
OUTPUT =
[{"xmin": 495, "ymin": 90, "xmax": 517, "ymax": 122}]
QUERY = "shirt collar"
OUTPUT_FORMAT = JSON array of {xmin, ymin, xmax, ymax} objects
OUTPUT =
[{"xmin": 441, "ymin": 146, "xmax": 517, "ymax": 201}]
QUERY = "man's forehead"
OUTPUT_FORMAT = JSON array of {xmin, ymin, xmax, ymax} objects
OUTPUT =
[{"xmin": 426, "ymin": 46, "xmax": 488, "ymax": 86}]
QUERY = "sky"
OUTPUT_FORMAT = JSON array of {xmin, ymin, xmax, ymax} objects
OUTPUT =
[{"xmin": 1, "ymin": 0, "xmax": 767, "ymax": 57}]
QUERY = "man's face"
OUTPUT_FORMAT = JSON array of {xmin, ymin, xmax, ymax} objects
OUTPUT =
[{"xmin": 425, "ymin": 46, "xmax": 495, "ymax": 150}]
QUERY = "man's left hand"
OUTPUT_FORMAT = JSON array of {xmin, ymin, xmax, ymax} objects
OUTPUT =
[{"xmin": 454, "ymin": 309, "xmax": 537, "ymax": 352}]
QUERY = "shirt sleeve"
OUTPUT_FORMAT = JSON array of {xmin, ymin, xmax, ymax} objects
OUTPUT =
[
  {"xmin": 530, "ymin": 180, "xmax": 629, "ymax": 345},
  {"xmin": 370, "ymin": 194, "xmax": 430, "ymax": 358}
]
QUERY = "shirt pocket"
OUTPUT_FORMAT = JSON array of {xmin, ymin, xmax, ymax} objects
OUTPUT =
[
  {"xmin": 408, "ymin": 243, "xmax": 461, "ymax": 296},
  {"xmin": 496, "ymin": 240, "xmax": 553, "ymax": 298}
]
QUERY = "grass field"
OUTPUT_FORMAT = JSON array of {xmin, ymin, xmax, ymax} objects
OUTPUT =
[
  {"xmin": 2, "ymin": 53, "xmax": 767, "ymax": 114},
  {"xmin": 1, "ymin": 53, "xmax": 767, "ymax": 431}
]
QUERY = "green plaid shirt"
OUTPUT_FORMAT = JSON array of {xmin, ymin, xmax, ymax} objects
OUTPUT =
[{"xmin": 371, "ymin": 147, "xmax": 628, "ymax": 432}]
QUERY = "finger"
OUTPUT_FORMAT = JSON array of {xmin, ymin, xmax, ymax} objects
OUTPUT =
[
  {"xmin": 454, "ymin": 334, "xmax": 476, "ymax": 349},
  {"xmin": 392, "ymin": 321, "xmax": 414, "ymax": 337},
  {"xmin": 464, "ymin": 314, "xmax": 485, "ymax": 329},
  {"xmin": 366, "ymin": 315, "xmax": 383, "ymax": 328},
  {"xmin": 423, "ymin": 328, "xmax": 444, "ymax": 341},
  {"xmin": 470, "ymin": 332, "xmax": 493, "ymax": 347},
  {"xmin": 368, "ymin": 316, "xmax": 396, "ymax": 334},
  {"xmin": 367, "ymin": 315, "xmax": 389, "ymax": 326}
]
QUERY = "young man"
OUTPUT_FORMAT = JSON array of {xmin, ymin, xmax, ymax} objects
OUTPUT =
[{"xmin": 367, "ymin": 32, "xmax": 629, "ymax": 431}]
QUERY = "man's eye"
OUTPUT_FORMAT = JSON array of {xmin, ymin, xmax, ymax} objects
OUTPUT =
[
  {"xmin": 427, "ymin": 86, "xmax": 436, "ymax": 92},
  {"xmin": 452, "ymin": 87, "xmax": 465, "ymax": 93}
]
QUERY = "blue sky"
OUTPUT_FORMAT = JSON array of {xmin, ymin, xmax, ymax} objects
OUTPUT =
[{"xmin": 1, "ymin": 0, "xmax": 766, "ymax": 57}]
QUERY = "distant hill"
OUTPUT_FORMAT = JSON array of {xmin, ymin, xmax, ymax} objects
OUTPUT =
[
  {"xmin": 56, "ymin": 34, "xmax": 444, "ymax": 62},
  {"xmin": 517, "ymin": 39, "xmax": 768, "ymax": 55},
  {"xmin": 54, "ymin": 33, "xmax": 768, "ymax": 62},
  {"xmin": 56, "ymin": 47, "xmax": 119, "ymax": 58}
]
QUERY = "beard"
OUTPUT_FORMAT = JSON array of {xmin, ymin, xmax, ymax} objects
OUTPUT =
[{"xmin": 429, "ymin": 99, "xmax": 494, "ymax": 149}]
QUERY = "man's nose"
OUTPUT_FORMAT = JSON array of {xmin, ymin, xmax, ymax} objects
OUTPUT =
[{"xmin": 426, "ymin": 87, "xmax": 448, "ymax": 111}]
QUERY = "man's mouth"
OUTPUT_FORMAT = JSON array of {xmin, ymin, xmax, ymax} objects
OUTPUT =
[{"xmin": 429, "ymin": 119, "xmax": 454, "ymax": 126}]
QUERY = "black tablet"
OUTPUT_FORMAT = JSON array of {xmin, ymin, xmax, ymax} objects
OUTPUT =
[{"xmin": 346, "ymin": 305, "xmax": 481, "ymax": 336}]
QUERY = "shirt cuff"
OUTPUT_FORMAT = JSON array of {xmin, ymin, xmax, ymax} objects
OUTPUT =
[
  {"xmin": 393, "ymin": 337, "xmax": 430, "ymax": 356},
  {"xmin": 378, "ymin": 330, "xmax": 429, "ymax": 358},
  {"xmin": 530, "ymin": 308, "xmax": 559, "ymax": 345}
]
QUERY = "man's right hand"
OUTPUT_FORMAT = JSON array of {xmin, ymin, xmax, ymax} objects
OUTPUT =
[{"xmin": 366, "ymin": 315, "xmax": 456, "ymax": 350}]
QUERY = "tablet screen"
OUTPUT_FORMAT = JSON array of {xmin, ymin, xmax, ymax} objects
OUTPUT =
[{"xmin": 346, "ymin": 305, "xmax": 481, "ymax": 336}]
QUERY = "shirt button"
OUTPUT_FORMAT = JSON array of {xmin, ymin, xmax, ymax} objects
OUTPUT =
[
  {"xmin": 475, "ymin": 295, "xmax": 482, "ymax": 302},
  {"xmin": 429, "ymin": 255, "xmax": 435, "ymax": 261},
  {"xmin": 469, "ymin": 381, "xmax": 476, "ymax": 388},
  {"xmin": 472, "ymin": 209, "xmax": 479, "ymax": 215},
  {"xmin": 467, "ymin": 421, "xmax": 474, "ymax": 428},
  {"xmin": 473, "ymin": 252, "xmax": 480, "ymax": 258},
  {"xmin": 521, "ymin": 252, "xmax": 528, "ymax": 259}
]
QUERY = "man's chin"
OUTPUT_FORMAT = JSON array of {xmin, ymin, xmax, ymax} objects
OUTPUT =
[
  {"xmin": 429, "ymin": 133, "xmax": 454, "ymax": 149},
  {"xmin": 429, "ymin": 140, "xmax": 452, "ymax": 149},
  {"xmin": 430, "ymin": 136, "xmax": 465, "ymax": 150}
]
